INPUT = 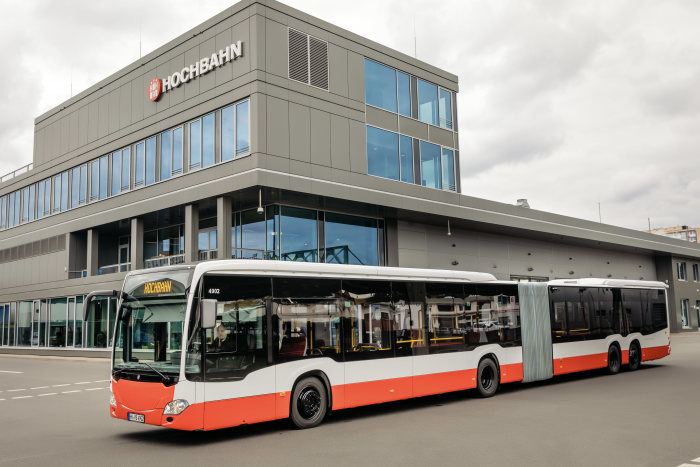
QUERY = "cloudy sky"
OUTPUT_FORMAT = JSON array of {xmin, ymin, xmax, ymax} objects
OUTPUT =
[{"xmin": 1, "ymin": 0, "xmax": 698, "ymax": 231}]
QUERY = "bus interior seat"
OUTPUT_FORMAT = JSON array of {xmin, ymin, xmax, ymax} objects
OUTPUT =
[{"xmin": 279, "ymin": 336, "xmax": 306, "ymax": 357}]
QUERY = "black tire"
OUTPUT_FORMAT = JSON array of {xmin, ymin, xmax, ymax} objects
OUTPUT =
[
  {"xmin": 290, "ymin": 377, "xmax": 327, "ymax": 429},
  {"xmin": 476, "ymin": 358, "xmax": 499, "ymax": 398},
  {"xmin": 628, "ymin": 342, "xmax": 641, "ymax": 371},
  {"xmin": 607, "ymin": 345, "xmax": 621, "ymax": 374}
]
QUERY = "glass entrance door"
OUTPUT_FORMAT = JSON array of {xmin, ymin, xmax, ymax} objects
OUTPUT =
[{"xmin": 0, "ymin": 304, "xmax": 6, "ymax": 346}]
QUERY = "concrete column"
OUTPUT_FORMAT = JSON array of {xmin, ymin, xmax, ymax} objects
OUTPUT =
[
  {"xmin": 131, "ymin": 217, "xmax": 144, "ymax": 271},
  {"xmin": 217, "ymin": 196, "xmax": 232, "ymax": 260},
  {"xmin": 87, "ymin": 229, "xmax": 99, "ymax": 277},
  {"xmin": 185, "ymin": 204, "xmax": 199, "ymax": 263}
]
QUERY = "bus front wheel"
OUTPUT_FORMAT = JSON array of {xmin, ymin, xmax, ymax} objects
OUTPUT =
[
  {"xmin": 607, "ymin": 345, "xmax": 621, "ymax": 374},
  {"xmin": 628, "ymin": 342, "xmax": 641, "ymax": 371},
  {"xmin": 291, "ymin": 377, "xmax": 327, "ymax": 429},
  {"xmin": 476, "ymin": 358, "xmax": 499, "ymax": 398}
]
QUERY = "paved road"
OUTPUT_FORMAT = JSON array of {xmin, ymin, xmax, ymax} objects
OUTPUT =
[{"xmin": 2, "ymin": 334, "xmax": 700, "ymax": 467}]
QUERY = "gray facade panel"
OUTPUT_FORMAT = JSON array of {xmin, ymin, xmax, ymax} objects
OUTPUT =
[
  {"xmin": 428, "ymin": 125, "xmax": 455, "ymax": 148},
  {"xmin": 265, "ymin": 18, "xmax": 288, "ymax": 78},
  {"xmin": 289, "ymin": 102, "xmax": 311, "ymax": 162},
  {"xmin": 347, "ymin": 51, "xmax": 364, "ymax": 103},
  {"xmin": 309, "ymin": 108, "xmax": 331, "ymax": 166},
  {"xmin": 366, "ymin": 106, "xmax": 398, "ymax": 133},
  {"xmin": 398, "ymin": 116, "xmax": 428, "ymax": 141},
  {"xmin": 266, "ymin": 96, "xmax": 290, "ymax": 157},
  {"xmin": 348, "ymin": 119, "xmax": 366, "ymax": 174},
  {"xmin": 330, "ymin": 114, "xmax": 350, "ymax": 170},
  {"xmin": 328, "ymin": 43, "xmax": 349, "ymax": 97}
]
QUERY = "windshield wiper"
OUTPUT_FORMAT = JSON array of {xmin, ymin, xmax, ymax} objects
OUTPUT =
[{"xmin": 139, "ymin": 361, "xmax": 173, "ymax": 385}]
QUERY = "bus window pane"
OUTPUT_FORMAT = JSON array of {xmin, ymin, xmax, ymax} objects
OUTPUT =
[
  {"xmin": 623, "ymin": 289, "xmax": 643, "ymax": 334},
  {"xmin": 650, "ymin": 290, "xmax": 667, "ymax": 333},
  {"xmin": 550, "ymin": 287, "xmax": 566, "ymax": 341},
  {"xmin": 598, "ymin": 288, "xmax": 617, "ymax": 336},
  {"xmin": 565, "ymin": 288, "xmax": 589, "ymax": 340},
  {"xmin": 393, "ymin": 281, "xmax": 426, "ymax": 356},
  {"xmin": 583, "ymin": 288, "xmax": 601, "ymax": 339},
  {"xmin": 341, "ymin": 280, "xmax": 393, "ymax": 360},
  {"xmin": 426, "ymin": 282, "xmax": 466, "ymax": 353},
  {"xmin": 474, "ymin": 284, "xmax": 520, "ymax": 345},
  {"xmin": 272, "ymin": 277, "xmax": 341, "ymax": 364}
]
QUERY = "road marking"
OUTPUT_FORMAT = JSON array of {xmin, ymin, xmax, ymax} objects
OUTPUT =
[
  {"xmin": 0, "ymin": 398, "xmax": 5, "ymax": 401},
  {"xmin": 30, "ymin": 386, "xmax": 50, "ymax": 390},
  {"xmin": 38, "ymin": 393, "xmax": 58, "ymax": 397},
  {"xmin": 61, "ymin": 390, "xmax": 81, "ymax": 394},
  {"xmin": 93, "ymin": 380, "xmax": 110, "ymax": 383},
  {"xmin": 12, "ymin": 395, "xmax": 33, "ymax": 400},
  {"xmin": 0, "ymin": 370, "xmax": 23, "ymax": 374},
  {"xmin": 692, "ymin": 459, "xmax": 700, "ymax": 463},
  {"xmin": 52, "ymin": 384, "xmax": 70, "ymax": 388},
  {"xmin": 74, "ymin": 381, "xmax": 92, "ymax": 385},
  {"xmin": 85, "ymin": 387, "xmax": 103, "ymax": 391},
  {"xmin": 7, "ymin": 389, "xmax": 26, "ymax": 392}
]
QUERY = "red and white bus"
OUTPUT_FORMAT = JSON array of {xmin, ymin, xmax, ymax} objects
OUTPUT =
[{"xmin": 87, "ymin": 260, "xmax": 670, "ymax": 431}]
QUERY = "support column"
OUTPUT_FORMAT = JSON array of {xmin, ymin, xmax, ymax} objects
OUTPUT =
[
  {"xmin": 185, "ymin": 204, "xmax": 199, "ymax": 264},
  {"xmin": 217, "ymin": 196, "xmax": 232, "ymax": 260},
  {"xmin": 87, "ymin": 229, "xmax": 99, "ymax": 277},
  {"xmin": 131, "ymin": 217, "xmax": 144, "ymax": 271}
]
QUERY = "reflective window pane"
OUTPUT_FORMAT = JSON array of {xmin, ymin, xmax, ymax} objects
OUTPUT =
[
  {"xmin": 419, "ymin": 141, "xmax": 442, "ymax": 189},
  {"xmin": 399, "ymin": 135, "xmax": 413, "ymax": 183},
  {"xmin": 441, "ymin": 148, "xmax": 455, "ymax": 191},
  {"xmin": 17, "ymin": 302, "xmax": 32, "ymax": 346},
  {"xmin": 61, "ymin": 171, "xmax": 69, "ymax": 211},
  {"xmin": 397, "ymin": 71, "xmax": 411, "ymax": 117},
  {"xmin": 121, "ymin": 148, "xmax": 130, "ymax": 191},
  {"xmin": 36, "ymin": 184, "xmax": 43, "ymax": 220},
  {"xmin": 135, "ymin": 142, "xmax": 145, "ymax": 187},
  {"xmin": 160, "ymin": 130, "xmax": 172, "ymax": 181},
  {"xmin": 111, "ymin": 151, "xmax": 121, "ymax": 195},
  {"xmin": 145, "ymin": 136, "xmax": 156, "ymax": 186},
  {"xmin": 366, "ymin": 126, "xmax": 399, "ymax": 181},
  {"xmin": 0, "ymin": 196, "xmax": 6, "ymax": 229},
  {"xmin": 280, "ymin": 206, "xmax": 318, "ymax": 262},
  {"xmin": 439, "ymin": 89, "xmax": 452, "ymax": 129},
  {"xmin": 21, "ymin": 187, "xmax": 29, "ymax": 223},
  {"xmin": 365, "ymin": 59, "xmax": 397, "ymax": 112},
  {"xmin": 28, "ymin": 185, "xmax": 35, "ymax": 221},
  {"xmin": 43, "ymin": 179, "xmax": 51, "ymax": 216},
  {"xmin": 236, "ymin": 101, "xmax": 249, "ymax": 156},
  {"xmin": 97, "ymin": 157, "xmax": 107, "ymax": 200},
  {"xmin": 53, "ymin": 175, "xmax": 61, "ymax": 212},
  {"xmin": 49, "ymin": 298, "xmax": 67, "ymax": 347},
  {"xmin": 80, "ymin": 165, "xmax": 87, "ymax": 204},
  {"xmin": 325, "ymin": 212, "xmax": 378, "ymax": 266},
  {"xmin": 240, "ymin": 209, "xmax": 266, "ymax": 259},
  {"xmin": 172, "ymin": 128, "xmax": 183, "ymax": 175},
  {"xmin": 221, "ymin": 104, "xmax": 235, "ymax": 162},
  {"xmin": 71, "ymin": 167, "xmax": 80, "ymax": 207},
  {"xmin": 418, "ymin": 79, "xmax": 439, "ymax": 126},
  {"xmin": 189, "ymin": 120, "xmax": 201, "ymax": 169},
  {"xmin": 202, "ymin": 113, "xmax": 215, "ymax": 168}
]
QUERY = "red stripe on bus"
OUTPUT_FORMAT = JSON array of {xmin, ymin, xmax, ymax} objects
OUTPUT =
[
  {"xmin": 641, "ymin": 345, "xmax": 670, "ymax": 362},
  {"xmin": 553, "ymin": 353, "xmax": 608, "ymax": 375},
  {"xmin": 344, "ymin": 376, "xmax": 413, "ymax": 408},
  {"xmin": 500, "ymin": 363, "xmax": 524, "ymax": 383},
  {"xmin": 203, "ymin": 393, "xmax": 277, "ymax": 430}
]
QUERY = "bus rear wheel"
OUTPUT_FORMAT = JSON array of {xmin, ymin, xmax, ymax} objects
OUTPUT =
[
  {"xmin": 607, "ymin": 345, "xmax": 621, "ymax": 374},
  {"xmin": 628, "ymin": 342, "xmax": 641, "ymax": 371},
  {"xmin": 291, "ymin": 377, "xmax": 327, "ymax": 429},
  {"xmin": 476, "ymin": 358, "xmax": 499, "ymax": 398}
]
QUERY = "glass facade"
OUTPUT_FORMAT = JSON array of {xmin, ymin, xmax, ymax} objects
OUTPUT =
[
  {"xmin": 420, "ymin": 141, "xmax": 442, "ymax": 189},
  {"xmin": 365, "ymin": 59, "xmax": 397, "ymax": 112},
  {"xmin": 367, "ymin": 126, "xmax": 399, "ymax": 181},
  {"xmin": 0, "ymin": 100, "xmax": 250, "ymax": 232}
]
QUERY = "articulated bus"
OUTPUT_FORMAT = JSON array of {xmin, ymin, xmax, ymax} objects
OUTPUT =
[{"xmin": 86, "ymin": 260, "xmax": 670, "ymax": 431}]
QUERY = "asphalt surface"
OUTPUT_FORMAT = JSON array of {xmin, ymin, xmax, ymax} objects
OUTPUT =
[{"xmin": 2, "ymin": 334, "xmax": 700, "ymax": 467}]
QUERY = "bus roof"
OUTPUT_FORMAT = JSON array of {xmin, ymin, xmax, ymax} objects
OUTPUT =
[
  {"xmin": 547, "ymin": 278, "xmax": 668, "ymax": 289},
  {"xmin": 188, "ymin": 260, "xmax": 498, "ymax": 283}
]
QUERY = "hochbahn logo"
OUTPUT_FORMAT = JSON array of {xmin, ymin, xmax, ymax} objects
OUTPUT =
[
  {"xmin": 143, "ymin": 280, "xmax": 173, "ymax": 294},
  {"xmin": 147, "ymin": 41, "xmax": 244, "ymax": 102}
]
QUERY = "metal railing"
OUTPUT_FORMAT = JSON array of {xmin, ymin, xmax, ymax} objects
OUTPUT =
[
  {"xmin": 230, "ymin": 245, "xmax": 362, "ymax": 264},
  {"xmin": 68, "ymin": 269, "xmax": 87, "ymax": 279},
  {"xmin": 198, "ymin": 250, "xmax": 218, "ymax": 261},
  {"xmin": 0, "ymin": 163, "xmax": 33, "ymax": 184},
  {"xmin": 144, "ymin": 254, "xmax": 185, "ymax": 269},
  {"xmin": 97, "ymin": 262, "xmax": 131, "ymax": 275}
]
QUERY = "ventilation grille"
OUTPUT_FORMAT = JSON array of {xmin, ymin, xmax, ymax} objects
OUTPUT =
[
  {"xmin": 288, "ymin": 28, "xmax": 309, "ymax": 84},
  {"xmin": 309, "ymin": 37, "xmax": 328, "ymax": 89},
  {"xmin": 288, "ymin": 28, "xmax": 328, "ymax": 91},
  {"xmin": 0, "ymin": 234, "xmax": 65, "ymax": 265}
]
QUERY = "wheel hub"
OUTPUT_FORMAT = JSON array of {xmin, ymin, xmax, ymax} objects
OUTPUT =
[{"xmin": 297, "ymin": 387, "xmax": 321, "ymax": 420}]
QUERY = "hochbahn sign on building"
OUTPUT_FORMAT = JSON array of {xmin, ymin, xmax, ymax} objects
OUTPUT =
[{"xmin": 148, "ymin": 41, "xmax": 244, "ymax": 102}]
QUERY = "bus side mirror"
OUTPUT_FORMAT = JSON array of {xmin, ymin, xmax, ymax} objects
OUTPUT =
[{"xmin": 201, "ymin": 299, "xmax": 217, "ymax": 329}]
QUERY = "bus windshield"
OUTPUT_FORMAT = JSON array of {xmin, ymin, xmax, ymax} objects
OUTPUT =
[{"xmin": 113, "ymin": 269, "xmax": 193, "ymax": 381}]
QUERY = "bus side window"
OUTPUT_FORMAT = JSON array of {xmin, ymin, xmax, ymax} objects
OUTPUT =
[
  {"xmin": 425, "ymin": 282, "xmax": 466, "ymax": 354},
  {"xmin": 550, "ymin": 287, "xmax": 567, "ymax": 341},
  {"xmin": 565, "ymin": 287, "xmax": 589, "ymax": 341},
  {"xmin": 598, "ymin": 288, "xmax": 615, "ymax": 336},
  {"xmin": 392, "ymin": 281, "xmax": 425, "ymax": 357},
  {"xmin": 650, "ymin": 290, "xmax": 667, "ymax": 333},
  {"xmin": 475, "ymin": 283, "xmax": 520, "ymax": 346},
  {"xmin": 341, "ymin": 279, "xmax": 394, "ymax": 360}
]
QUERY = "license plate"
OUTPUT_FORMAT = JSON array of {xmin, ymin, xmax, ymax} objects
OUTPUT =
[{"xmin": 127, "ymin": 413, "xmax": 145, "ymax": 423}]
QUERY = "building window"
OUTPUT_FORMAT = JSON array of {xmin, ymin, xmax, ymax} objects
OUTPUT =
[
  {"xmin": 367, "ymin": 126, "xmax": 399, "ymax": 181},
  {"xmin": 439, "ymin": 89, "xmax": 453, "ymax": 129},
  {"xmin": 681, "ymin": 298, "xmax": 689, "ymax": 328},
  {"xmin": 397, "ymin": 71, "xmax": 411, "ymax": 117},
  {"xmin": 53, "ymin": 175, "xmax": 61, "ymax": 213},
  {"xmin": 419, "ymin": 141, "xmax": 442, "ymax": 189},
  {"xmin": 99, "ymin": 156, "xmax": 108, "ymax": 199},
  {"xmin": 365, "ymin": 59, "xmax": 397, "ymax": 113},
  {"xmin": 325, "ymin": 212, "xmax": 381, "ymax": 266},
  {"xmin": 121, "ymin": 148, "xmax": 131, "ymax": 192},
  {"xmin": 677, "ymin": 262, "xmax": 687, "ymax": 281},
  {"xmin": 37, "ymin": 178, "xmax": 50, "ymax": 219},
  {"xmin": 222, "ymin": 100, "xmax": 250, "ymax": 162},
  {"xmin": 159, "ymin": 126, "xmax": 183, "ymax": 182},
  {"xmin": 145, "ymin": 136, "xmax": 156, "ymax": 186},
  {"xmin": 693, "ymin": 264, "xmax": 699, "ymax": 281},
  {"xmin": 189, "ymin": 113, "xmax": 215, "ymax": 170},
  {"xmin": 417, "ymin": 79, "xmax": 452, "ymax": 130},
  {"xmin": 280, "ymin": 206, "xmax": 318, "ymax": 262},
  {"xmin": 0, "ymin": 196, "xmax": 6, "ymax": 230},
  {"xmin": 399, "ymin": 135, "xmax": 413, "ymax": 183},
  {"xmin": 111, "ymin": 151, "xmax": 122, "ymax": 195},
  {"xmin": 21, "ymin": 187, "xmax": 30, "ymax": 223},
  {"xmin": 90, "ymin": 160, "xmax": 99, "ymax": 201},
  {"xmin": 144, "ymin": 224, "xmax": 185, "ymax": 268},
  {"xmin": 71, "ymin": 165, "xmax": 87, "ymax": 208},
  {"xmin": 134, "ymin": 141, "xmax": 145, "ymax": 187}
]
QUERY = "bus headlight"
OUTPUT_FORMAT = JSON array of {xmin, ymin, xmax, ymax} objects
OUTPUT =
[
  {"xmin": 163, "ymin": 399, "xmax": 189, "ymax": 415},
  {"xmin": 110, "ymin": 393, "xmax": 117, "ymax": 408}
]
